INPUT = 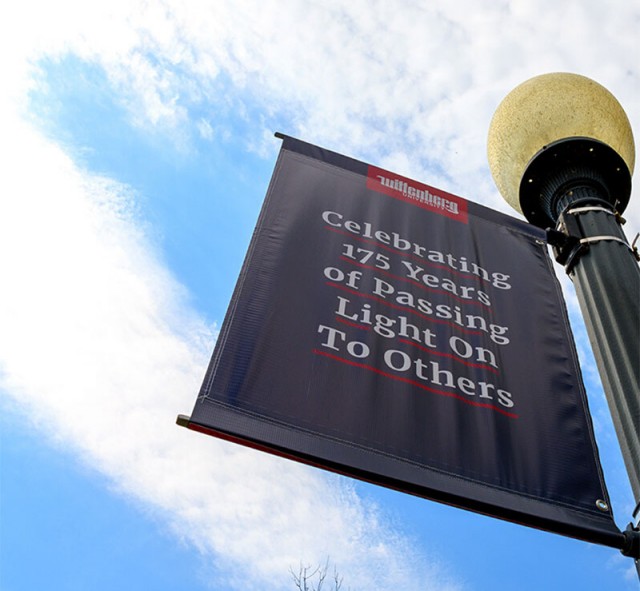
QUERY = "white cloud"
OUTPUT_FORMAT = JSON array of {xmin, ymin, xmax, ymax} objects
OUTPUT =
[
  {"xmin": 197, "ymin": 118, "xmax": 214, "ymax": 140},
  {"xmin": 0, "ymin": 108, "xmax": 460, "ymax": 591},
  {"xmin": 2, "ymin": 0, "xmax": 639, "ymax": 587},
  {"xmin": 6, "ymin": 1, "xmax": 638, "ymax": 225}
]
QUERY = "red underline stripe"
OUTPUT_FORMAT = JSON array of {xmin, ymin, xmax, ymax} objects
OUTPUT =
[
  {"xmin": 336, "ymin": 316, "xmax": 371, "ymax": 330},
  {"xmin": 313, "ymin": 349, "xmax": 518, "ymax": 419},
  {"xmin": 326, "ymin": 281, "xmax": 482, "ymax": 335},
  {"xmin": 338, "ymin": 255, "xmax": 490, "ymax": 309},
  {"xmin": 398, "ymin": 338, "xmax": 499, "ymax": 374},
  {"xmin": 325, "ymin": 225, "xmax": 493, "ymax": 285},
  {"xmin": 334, "ymin": 320, "xmax": 499, "ymax": 374}
]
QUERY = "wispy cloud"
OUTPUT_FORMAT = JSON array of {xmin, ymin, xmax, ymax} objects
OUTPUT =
[
  {"xmin": 0, "ymin": 115, "xmax": 461, "ymax": 590},
  {"xmin": 2, "ymin": 1, "xmax": 638, "ymax": 588},
  {"xmin": 6, "ymin": 1, "xmax": 637, "ymax": 220}
]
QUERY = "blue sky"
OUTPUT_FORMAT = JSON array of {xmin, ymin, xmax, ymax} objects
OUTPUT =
[{"xmin": 1, "ymin": 1, "xmax": 638, "ymax": 590}]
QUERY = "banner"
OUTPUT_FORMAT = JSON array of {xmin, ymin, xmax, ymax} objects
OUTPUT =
[{"xmin": 182, "ymin": 134, "xmax": 623, "ymax": 548}]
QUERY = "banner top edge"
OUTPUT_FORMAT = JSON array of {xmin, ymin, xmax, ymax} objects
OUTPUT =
[{"xmin": 273, "ymin": 132, "xmax": 545, "ymax": 239}]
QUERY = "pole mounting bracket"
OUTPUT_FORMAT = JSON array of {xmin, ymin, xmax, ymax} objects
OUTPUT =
[
  {"xmin": 545, "ymin": 218, "xmax": 588, "ymax": 274},
  {"xmin": 546, "ymin": 205, "xmax": 639, "ymax": 272},
  {"xmin": 621, "ymin": 524, "xmax": 640, "ymax": 560}
]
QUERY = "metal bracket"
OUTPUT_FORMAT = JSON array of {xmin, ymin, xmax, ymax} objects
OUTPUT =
[
  {"xmin": 566, "ymin": 205, "xmax": 616, "ymax": 216},
  {"xmin": 546, "ymin": 208, "xmax": 590, "ymax": 274},
  {"xmin": 565, "ymin": 205, "xmax": 626, "ymax": 223},
  {"xmin": 545, "ymin": 228, "xmax": 585, "ymax": 273},
  {"xmin": 633, "ymin": 501, "xmax": 640, "ymax": 528},
  {"xmin": 547, "ymin": 206, "xmax": 639, "ymax": 272},
  {"xmin": 632, "ymin": 233, "xmax": 640, "ymax": 262},
  {"xmin": 621, "ymin": 524, "xmax": 640, "ymax": 560},
  {"xmin": 579, "ymin": 235, "xmax": 638, "ymax": 253}
]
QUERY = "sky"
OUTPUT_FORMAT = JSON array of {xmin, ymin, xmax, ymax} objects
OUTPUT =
[{"xmin": 0, "ymin": 1, "xmax": 638, "ymax": 590}]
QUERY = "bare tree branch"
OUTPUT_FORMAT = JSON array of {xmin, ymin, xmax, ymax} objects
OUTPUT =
[{"xmin": 290, "ymin": 558, "xmax": 346, "ymax": 591}]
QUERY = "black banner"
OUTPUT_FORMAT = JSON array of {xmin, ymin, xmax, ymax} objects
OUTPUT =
[{"xmin": 184, "ymin": 134, "xmax": 623, "ymax": 548}]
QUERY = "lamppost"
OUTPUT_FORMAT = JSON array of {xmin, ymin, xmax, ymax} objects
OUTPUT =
[{"xmin": 487, "ymin": 73, "xmax": 640, "ymax": 566}]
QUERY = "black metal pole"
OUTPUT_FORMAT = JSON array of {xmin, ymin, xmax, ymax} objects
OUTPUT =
[
  {"xmin": 548, "ymin": 195, "xmax": 640, "ymax": 572},
  {"xmin": 520, "ymin": 138, "xmax": 640, "ymax": 509},
  {"xmin": 554, "ymin": 204, "xmax": 640, "ymax": 494}
]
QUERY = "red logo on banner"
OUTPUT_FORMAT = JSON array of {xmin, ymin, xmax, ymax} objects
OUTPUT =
[{"xmin": 367, "ymin": 165, "xmax": 468, "ymax": 223}]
